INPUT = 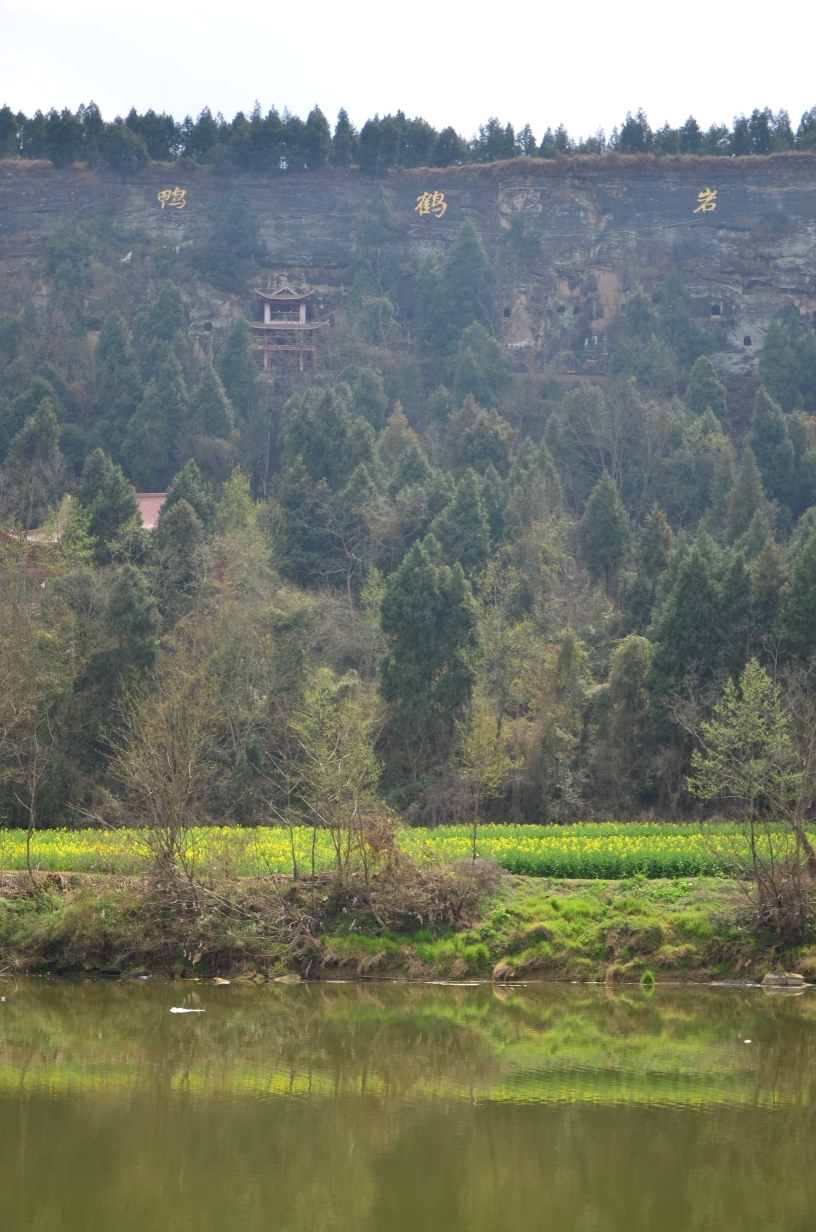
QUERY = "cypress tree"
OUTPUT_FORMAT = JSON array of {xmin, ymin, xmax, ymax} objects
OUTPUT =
[
  {"xmin": 647, "ymin": 546, "xmax": 725, "ymax": 698},
  {"xmin": 161, "ymin": 459, "xmax": 216, "ymax": 531},
  {"xmin": 379, "ymin": 537, "xmax": 477, "ymax": 755},
  {"xmin": 578, "ymin": 471, "xmax": 631, "ymax": 586},
  {"xmin": 78, "ymin": 447, "xmax": 139, "ymax": 562},
  {"xmin": 782, "ymin": 528, "xmax": 816, "ymax": 663},
  {"xmin": 684, "ymin": 356, "xmax": 728, "ymax": 422},
  {"xmin": 218, "ymin": 318, "xmax": 260, "ymax": 422},
  {"xmin": 726, "ymin": 447, "xmax": 775, "ymax": 543},
  {"xmin": 122, "ymin": 354, "xmax": 189, "ymax": 489},
  {"xmin": 430, "ymin": 468, "xmax": 490, "ymax": 576},
  {"xmin": 94, "ymin": 310, "xmax": 142, "ymax": 457},
  {"xmin": 748, "ymin": 386, "xmax": 794, "ymax": 510},
  {"xmin": 750, "ymin": 540, "xmax": 787, "ymax": 642}
]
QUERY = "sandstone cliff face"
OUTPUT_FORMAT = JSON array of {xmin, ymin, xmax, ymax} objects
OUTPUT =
[{"xmin": 2, "ymin": 155, "xmax": 815, "ymax": 376}]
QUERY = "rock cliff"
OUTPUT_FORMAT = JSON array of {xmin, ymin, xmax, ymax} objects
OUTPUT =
[{"xmin": 2, "ymin": 154, "xmax": 815, "ymax": 377}]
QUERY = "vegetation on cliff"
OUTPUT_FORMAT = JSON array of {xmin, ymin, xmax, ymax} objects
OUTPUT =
[{"xmin": 2, "ymin": 100, "xmax": 816, "ymax": 172}]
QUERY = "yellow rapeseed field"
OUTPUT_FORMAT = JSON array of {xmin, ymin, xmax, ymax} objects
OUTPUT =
[{"xmin": 0, "ymin": 822, "xmax": 754, "ymax": 879}]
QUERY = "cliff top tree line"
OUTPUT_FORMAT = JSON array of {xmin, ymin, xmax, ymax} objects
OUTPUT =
[{"xmin": 1, "ymin": 100, "xmax": 816, "ymax": 173}]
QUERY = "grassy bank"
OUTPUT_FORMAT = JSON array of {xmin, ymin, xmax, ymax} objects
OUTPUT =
[{"xmin": 2, "ymin": 868, "xmax": 815, "ymax": 984}]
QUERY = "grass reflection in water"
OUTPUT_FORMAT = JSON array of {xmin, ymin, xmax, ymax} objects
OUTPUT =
[{"xmin": 0, "ymin": 981, "xmax": 814, "ymax": 1232}]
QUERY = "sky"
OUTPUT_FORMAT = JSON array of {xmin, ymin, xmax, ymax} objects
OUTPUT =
[{"xmin": 1, "ymin": 0, "xmax": 815, "ymax": 141}]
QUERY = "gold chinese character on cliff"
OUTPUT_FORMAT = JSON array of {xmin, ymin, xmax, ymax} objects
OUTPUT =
[
  {"xmin": 157, "ymin": 187, "xmax": 186, "ymax": 210},
  {"xmin": 415, "ymin": 190, "xmax": 447, "ymax": 218},
  {"xmin": 693, "ymin": 187, "xmax": 717, "ymax": 214}
]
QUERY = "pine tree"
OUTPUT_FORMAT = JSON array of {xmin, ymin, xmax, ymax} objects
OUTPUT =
[
  {"xmin": 638, "ymin": 504, "xmax": 673, "ymax": 578},
  {"xmin": 416, "ymin": 219, "xmax": 494, "ymax": 357},
  {"xmin": 122, "ymin": 354, "xmax": 189, "ymax": 489},
  {"xmin": 720, "ymin": 554, "xmax": 752, "ymax": 678},
  {"xmin": 748, "ymin": 386, "xmax": 794, "ymax": 511},
  {"xmin": 280, "ymin": 385, "xmax": 374, "ymax": 491},
  {"xmin": 94, "ymin": 310, "xmax": 142, "ymax": 458},
  {"xmin": 187, "ymin": 363, "xmax": 235, "ymax": 483},
  {"xmin": 161, "ymin": 459, "xmax": 216, "ymax": 531},
  {"xmin": 684, "ymin": 355, "xmax": 727, "ymax": 422},
  {"xmin": 443, "ymin": 394, "xmax": 516, "ymax": 478},
  {"xmin": 452, "ymin": 323, "xmax": 511, "ymax": 408},
  {"xmin": 782, "ymin": 527, "xmax": 816, "ymax": 663},
  {"xmin": 647, "ymin": 546, "xmax": 726, "ymax": 697},
  {"xmin": 759, "ymin": 321, "xmax": 798, "ymax": 411},
  {"xmin": 578, "ymin": 471, "xmax": 631, "ymax": 586},
  {"xmin": 379, "ymin": 537, "xmax": 477, "ymax": 756},
  {"xmin": 726, "ymin": 447, "xmax": 775, "ymax": 543},
  {"xmin": 332, "ymin": 109, "xmax": 357, "ymax": 166},
  {"xmin": 751, "ymin": 540, "xmax": 787, "ymax": 642},
  {"xmin": 275, "ymin": 458, "xmax": 335, "ymax": 586},
  {"xmin": 430, "ymin": 468, "xmax": 490, "ymax": 576},
  {"xmin": 218, "ymin": 318, "xmax": 260, "ymax": 421},
  {"xmin": 351, "ymin": 366, "xmax": 388, "ymax": 430},
  {"xmin": 136, "ymin": 280, "xmax": 189, "ymax": 381},
  {"xmin": 153, "ymin": 498, "xmax": 205, "ymax": 625},
  {"xmin": 5, "ymin": 397, "xmax": 64, "ymax": 529},
  {"xmin": 78, "ymin": 448, "xmax": 139, "ymax": 562},
  {"xmin": 105, "ymin": 564, "xmax": 160, "ymax": 674}
]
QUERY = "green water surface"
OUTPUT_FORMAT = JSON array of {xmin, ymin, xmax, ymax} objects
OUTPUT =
[{"xmin": 1, "ymin": 978, "xmax": 814, "ymax": 1231}]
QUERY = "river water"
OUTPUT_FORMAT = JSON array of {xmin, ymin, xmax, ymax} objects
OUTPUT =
[{"xmin": 1, "ymin": 978, "xmax": 814, "ymax": 1231}]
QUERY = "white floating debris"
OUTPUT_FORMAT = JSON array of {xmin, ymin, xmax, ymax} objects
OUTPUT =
[{"xmin": 170, "ymin": 1007, "xmax": 205, "ymax": 1014}]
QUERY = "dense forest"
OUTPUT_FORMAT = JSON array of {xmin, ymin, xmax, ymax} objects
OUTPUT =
[
  {"xmin": 2, "ymin": 180, "xmax": 816, "ymax": 838},
  {"xmin": 2, "ymin": 100, "xmax": 816, "ymax": 173}
]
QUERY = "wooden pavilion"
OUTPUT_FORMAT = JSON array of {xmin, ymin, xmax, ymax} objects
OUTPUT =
[{"xmin": 250, "ymin": 286, "xmax": 327, "ymax": 372}]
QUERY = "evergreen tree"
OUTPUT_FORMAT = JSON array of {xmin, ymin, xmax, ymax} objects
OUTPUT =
[
  {"xmin": 218, "ymin": 318, "xmax": 260, "ymax": 421},
  {"xmin": 720, "ymin": 554, "xmax": 752, "ymax": 678},
  {"xmin": 416, "ymin": 219, "xmax": 494, "ymax": 357},
  {"xmin": 781, "ymin": 527, "xmax": 816, "ymax": 663},
  {"xmin": 280, "ymin": 385, "xmax": 374, "ymax": 490},
  {"xmin": 274, "ymin": 458, "xmax": 337, "ymax": 587},
  {"xmin": 379, "ymin": 537, "xmax": 477, "ymax": 756},
  {"xmin": 5, "ymin": 397, "xmax": 63, "ymax": 529},
  {"xmin": 93, "ymin": 310, "xmax": 142, "ymax": 459},
  {"xmin": 187, "ymin": 363, "xmax": 235, "ymax": 484},
  {"xmin": 726, "ymin": 446, "xmax": 775, "ymax": 543},
  {"xmin": 430, "ymin": 468, "xmax": 490, "ymax": 576},
  {"xmin": 122, "ymin": 354, "xmax": 188, "ymax": 489},
  {"xmin": 332, "ymin": 109, "xmax": 357, "ymax": 166},
  {"xmin": 161, "ymin": 459, "xmax": 216, "ymax": 531},
  {"xmin": 189, "ymin": 363, "xmax": 234, "ymax": 439},
  {"xmin": 351, "ymin": 366, "xmax": 389, "ymax": 430},
  {"xmin": 452, "ymin": 323, "xmax": 511, "ymax": 408},
  {"xmin": 578, "ymin": 471, "xmax": 631, "ymax": 586},
  {"xmin": 200, "ymin": 186, "xmax": 265, "ymax": 293},
  {"xmin": 136, "ymin": 280, "xmax": 189, "ymax": 381},
  {"xmin": 349, "ymin": 187, "xmax": 401, "ymax": 342},
  {"xmin": 750, "ymin": 539, "xmax": 787, "ymax": 643},
  {"xmin": 153, "ymin": 497, "xmax": 205, "ymax": 625},
  {"xmin": 759, "ymin": 321, "xmax": 799, "ymax": 411},
  {"xmin": 443, "ymin": 394, "xmax": 516, "ymax": 478},
  {"xmin": 104, "ymin": 564, "xmax": 160, "ymax": 674},
  {"xmin": 748, "ymin": 386, "xmax": 794, "ymax": 513},
  {"xmin": 376, "ymin": 401, "xmax": 420, "ymax": 478},
  {"xmin": 638, "ymin": 504, "xmax": 673, "ymax": 579},
  {"xmin": 647, "ymin": 546, "xmax": 726, "ymax": 697},
  {"xmin": 77, "ymin": 448, "xmax": 139, "ymax": 563},
  {"xmin": 684, "ymin": 356, "xmax": 727, "ymax": 421}
]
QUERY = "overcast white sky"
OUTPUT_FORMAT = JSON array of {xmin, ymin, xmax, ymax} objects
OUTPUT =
[{"xmin": 1, "ymin": 0, "xmax": 814, "ymax": 141}]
